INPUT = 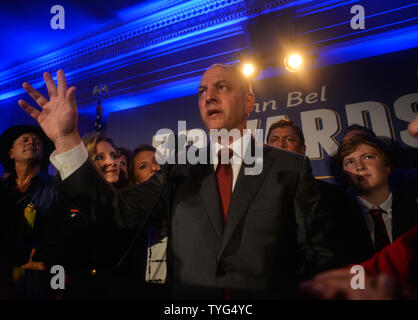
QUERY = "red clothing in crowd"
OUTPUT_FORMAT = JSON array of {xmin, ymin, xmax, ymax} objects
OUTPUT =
[{"xmin": 360, "ymin": 224, "xmax": 418, "ymax": 282}]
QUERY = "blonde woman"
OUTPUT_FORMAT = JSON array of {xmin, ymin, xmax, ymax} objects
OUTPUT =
[{"xmin": 82, "ymin": 133, "xmax": 120, "ymax": 185}]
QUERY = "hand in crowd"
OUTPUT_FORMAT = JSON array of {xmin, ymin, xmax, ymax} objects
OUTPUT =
[
  {"xmin": 408, "ymin": 116, "xmax": 418, "ymax": 138},
  {"xmin": 299, "ymin": 268, "xmax": 403, "ymax": 300},
  {"xmin": 1, "ymin": 171, "xmax": 11, "ymax": 179},
  {"xmin": 20, "ymin": 249, "xmax": 46, "ymax": 271},
  {"xmin": 18, "ymin": 70, "xmax": 81, "ymax": 154}
]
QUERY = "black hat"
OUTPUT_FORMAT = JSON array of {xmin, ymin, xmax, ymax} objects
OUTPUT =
[{"xmin": 0, "ymin": 125, "xmax": 54, "ymax": 171}]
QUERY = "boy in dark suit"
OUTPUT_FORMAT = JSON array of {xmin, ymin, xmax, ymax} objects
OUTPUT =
[{"xmin": 334, "ymin": 134, "xmax": 418, "ymax": 263}]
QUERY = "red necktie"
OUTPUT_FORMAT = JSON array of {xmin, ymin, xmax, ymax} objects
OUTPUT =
[
  {"xmin": 369, "ymin": 208, "xmax": 391, "ymax": 252},
  {"xmin": 215, "ymin": 149, "xmax": 233, "ymax": 224},
  {"xmin": 216, "ymin": 149, "xmax": 233, "ymax": 300}
]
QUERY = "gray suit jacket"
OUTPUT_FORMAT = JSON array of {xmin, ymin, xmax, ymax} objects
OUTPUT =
[{"xmin": 56, "ymin": 143, "xmax": 334, "ymax": 295}]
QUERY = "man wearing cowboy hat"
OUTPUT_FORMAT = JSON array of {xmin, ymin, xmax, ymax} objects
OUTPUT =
[
  {"xmin": 0, "ymin": 124, "xmax": 58, "ymax": 299},
  {"xmin": 0, "ymin": 125, "xmax": 54, "ymax": 180},
  {"xmin": 1, "ymin": 125, "xmax": 112, "ymax": 300}
]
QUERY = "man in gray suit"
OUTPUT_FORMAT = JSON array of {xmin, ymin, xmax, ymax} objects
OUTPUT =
[{"xmin": 19, "ymin": 65, "xmax": 334, "ymax": 298}]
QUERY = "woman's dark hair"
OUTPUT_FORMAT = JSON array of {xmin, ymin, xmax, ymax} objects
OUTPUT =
[{"xmin": 128, "ymin": 144, "xmax": 156, "ymax": 186}]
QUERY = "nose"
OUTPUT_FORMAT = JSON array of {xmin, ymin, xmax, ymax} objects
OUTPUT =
[
  {"xmin": 279, "ymin": 139, "xmax": 287, "ymax": 148},
  {"xmin": 104, "ymin": 157, "xmax": 118, "ymax": 169},
  {"xmin": 274, "ymin": 138, "xmax": 287, "ymax": 149},
  {"xmin": 26, "ymin": 138, "xmax": 36, "ymax": 146},
  {"xmin": 206, "ymin": 86, "xmax": 218, "ymax": 104},
  {"xmin": 355, "ymin": 159, "xmax": 365, "ymax": 171}
]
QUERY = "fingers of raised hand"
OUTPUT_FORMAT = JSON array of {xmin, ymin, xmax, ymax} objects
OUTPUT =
[
  {"xmin": 22, "ymin": 82, "xmax": 48, "ymax": 107},
  {"xmin": 57, "ymin": 69, "xmax": 68, "ymax": 97},
  {"xmin": 66, "ymin": 86, "xmax": 77, "ymax": 108},
  {"xmin": 18, "ymin": 99, "xmax": 41, "ymax": 121},
  {"xmin": 43, "ymin": 72, "xmax": 58, "ymax": 98}
]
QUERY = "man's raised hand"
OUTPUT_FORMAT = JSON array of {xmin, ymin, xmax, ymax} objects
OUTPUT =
[{"xmin": 18, "ymin": 70, "xmax": 81, "ymax": 154}]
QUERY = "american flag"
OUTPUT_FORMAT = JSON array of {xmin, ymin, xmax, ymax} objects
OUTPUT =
[
  {"xmin": 94, "ymin": 99, "xmax": 104, "ymax": 133},
  {"xmin": 93, "ymin": 82, "xmax": 108, "ymax": 133}
]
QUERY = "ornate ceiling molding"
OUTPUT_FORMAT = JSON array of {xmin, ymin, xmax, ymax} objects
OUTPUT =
[
  {"xmin": 0, "ymin": 0, "xmax": 291, "ymax": 95},
  {"xmin": 1, "ymin": 0, "xmax": 416, "ymax": 119}
]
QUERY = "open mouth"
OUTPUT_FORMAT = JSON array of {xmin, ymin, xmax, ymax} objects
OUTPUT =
[{"xmin": 207, "ymin": 109, "xmax": 222, "ymax": 117}]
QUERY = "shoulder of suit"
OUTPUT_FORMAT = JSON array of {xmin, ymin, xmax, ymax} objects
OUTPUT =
[
  {"xmin": 316, "ymin": 179, "xmax": 347, "ymax": 197},
  {"xmin": 263, "ymin": 143, "xmax": 306, "ymax": 161}
]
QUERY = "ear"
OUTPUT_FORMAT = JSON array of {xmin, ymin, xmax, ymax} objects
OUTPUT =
[
  {"xmin": 301, "ymin": 145, "xmax": 306, "ymax": 156},
  {"xmin": 244, "ymin": 91, "xmax": 255, "ymax": 116},
  {"xmin": 8, "ymin": 148, "xmax": 14, "ymax": 160},
  {"xmin": 387, "ymin": 164, "xmax": 393, "ymax": 176}
]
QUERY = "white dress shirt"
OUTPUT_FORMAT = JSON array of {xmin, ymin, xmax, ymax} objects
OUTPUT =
[
  {"xmin": 50, "ymin": 142, "xmax": 88, "ymax": 180},
  {"xmin": 210, "ymin": 134, "xmax": 250, "ymax": 191}
]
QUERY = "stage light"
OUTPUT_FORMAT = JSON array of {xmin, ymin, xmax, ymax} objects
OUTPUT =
[
  {"xmin": 242, "ymin": 63, "xmax": 256, "ymax": 77},
  {"xmin": 284, "ymin": 53, "xmax": 304, "ymax": 72}
]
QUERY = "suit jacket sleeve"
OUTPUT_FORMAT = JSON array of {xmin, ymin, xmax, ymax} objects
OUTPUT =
[
  {"xmin": 54, "ymin": 159, "xmax": 168, "ymax": 230},
  {"xmin": 294, "ymin": 156, "xmax": 335, "ymax": 278}
]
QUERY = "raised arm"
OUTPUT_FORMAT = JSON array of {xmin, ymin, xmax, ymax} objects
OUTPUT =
[
  {"xmin": 19, "ymin": 70, "xmax": 167, "ymax": 229},
  {"xmin": 55, "ymin": 158, "xmax": 168, "ymax": 229}
]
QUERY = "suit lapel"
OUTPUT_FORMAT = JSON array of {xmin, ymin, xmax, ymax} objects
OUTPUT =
[
  {"xmin": 350, "ymin": 196, "xmax": 375, "ymax": 254},
  {"xmin": 217, "ymin": 145, "xmax": 274, "ymax": 261},
  {"xmin": 191, "ymin": 161, "xmax": 224, "ymax": 240}
]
